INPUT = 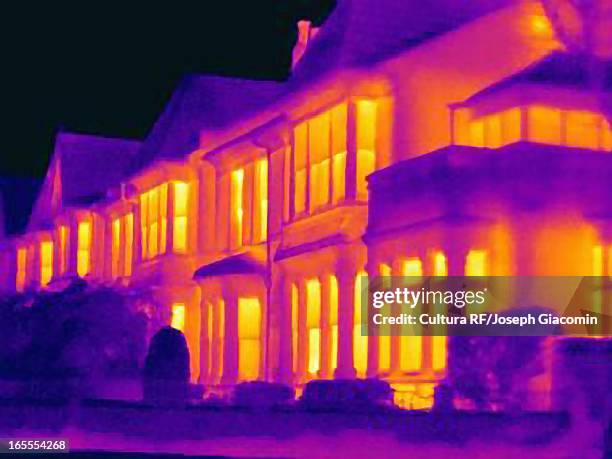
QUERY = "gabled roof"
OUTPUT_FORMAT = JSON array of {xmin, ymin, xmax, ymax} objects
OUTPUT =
[
  {"xmin": 132, "ymin": 75, "xmax": 284, "ymax": 171},
  {"xmin": 290, "ymin": 0, "xmax": 513, "ymax": 85},
  {"xmin": 27, "ymin": 132, "xmax": 141, "ymax": 230},
  {"xmin": 459, "ymin": 51, "xmax": 612, "ymax": 105}
]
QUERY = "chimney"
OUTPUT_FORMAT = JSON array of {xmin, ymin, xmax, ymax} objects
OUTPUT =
[{"xmin": 291, "ymin": 20, "xmax": 319, "ymax": 70}]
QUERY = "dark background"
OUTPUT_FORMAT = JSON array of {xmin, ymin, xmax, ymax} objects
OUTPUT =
[{"xmin": 0, "ymin": 1, "xmax": 335, "ymax": 234}]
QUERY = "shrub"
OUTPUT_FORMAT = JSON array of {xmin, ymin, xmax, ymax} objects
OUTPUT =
[
  {"xmin": 233, "ymin": 381, "xmax": 294, "ymax": 408},
  {"xmin": 447, "ymin": 335, "xmax": 545, "ymax": 411},
  {"xmin": 142, "ymin": 326, "xmax": 190, "ymax": 406},
  {"xmin": 0, "ymin": 279, "xmax": 147, "ymax": 399},
  {"xmin": 300, "ymin": 379, "xmax": 393, "ymax": 411}
]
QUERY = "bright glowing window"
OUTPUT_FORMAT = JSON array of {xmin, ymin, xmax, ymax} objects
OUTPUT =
[
  {"xmin": 402, "ymin": 258, "xmax": 423, "ymax": 277},
  {"xmin": 378, "ymin": 264, "xmax": 391, "ymax": 372},
  {"xmin": 238, "ymin": 297, "xmax": 261, "ymax": 381},
  {"xmin": 353, "ymin": 271, "xmax": 368, "ymax": 377},
  {"xmin": 401, "ymin": 258, "xmax": 422, "ymax": 372},
  {"xmin": 432, "ymin": 251, "xmax": 448, "ymax": 372},
  {"xmin": 528, "ymin": 105, "xmax": 562, "ymax": 144},
  {"xmin": 291, "ymin": 283, "xmax": 299, "ymax": 374},
  {"xmin": 306, "ymin": 278, "xmax": 321, "ymax": 375},
  {"xmin": 309, "ymin": 111, "xmax": 331, "ymax": 211},
  {"xmin": 291, "ymin": 102, "xmax": 349, "ymax": 217},
  {"xmin": 294, "ymin": 122, "xmax": 308, "ymax": 215},
  {"xmin": 433, "ymin": 251, "xmax": 448, "ymax": 276},
  {"xmin": 111, "ymin": 217, "xmax": 121, "ymax": 279},
  {"xmin": 468, "ymin": 108, "xmax": 520, "ymax": 148},
  {"xmin": 171, "ymin": 302, "xmax": 186, "ymax": 332},
  {"xmin": 58, "ymin": 225, "xmax": 68, "ymax": 275},
  {"xmin": 173, "ymin": 182, "xmax": 189, "ymax": 253},
  {"xmin": 356, "ymin": 100, "xmax": 377, "ymax": 200},
  {"xmin": 329, "ymin": 275, "xmax": 339, "ymax": 371},
  {"xmin": 77, "ymin": 220, "xmax": 91, "ymax": 277},
  {"xmin": 16, "ymin": 247, "xmax": 27, "ymax": 292},
  {"xmin": 124, "ymin": 213, "xmax": 133, "ymax": 276},
  {"xmin": 255, "ymin": 159, "xmax": 268, "ymax": 242},
  {"xmin": 566, "ymin": 110, "xmax": 600, "ymax": 149},
  {"xmin": 140, "ymin": 183, "xmax": 168, "ymax": 260},
  {"xmin": 230, "ymin": 169, "xmax": 244, "ymax": 248},
  {"xmin": 40, "ymin": 240, "xmax": 53, "ymax": 286},
  {"xmin": 465, "ymin": 250, "xmax": 488, "ymax": 276}
]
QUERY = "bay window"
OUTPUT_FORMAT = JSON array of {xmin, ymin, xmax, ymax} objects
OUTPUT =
[
  {"xmin": 289, "ymin": 98, "xmax": 378, "ymax": 220},
  {"xmin": 140, "ymin": 183, "xmax": 168, "ymax": 260}
]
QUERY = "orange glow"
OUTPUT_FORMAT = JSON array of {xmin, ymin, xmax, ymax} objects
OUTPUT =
[
  {"xmin": 467, "ymin": 108, "xmax": 521, "ymax": 148},
  {"xmin": 331, "ymin": 103, "xmax": 347, "ymax": 204},
  {"xmin": 529, "ymin": 14, "xmax": 553, "ymax": 36},
  {"xmin": 16, "ymin": 247, "xmax": 27, "ymax": 292},
  {"xmin": 306, "ymin": 278, "xmax": 321, "ymax": 375},
  {"xmin": 40, "ymin": 240, "xmax": 53, "ymax": 286},
  {"xmin": 402, "ymin": 258, "xmax": 423, "ymax": 277},
  {"xmin": 58, "ymin": 225, "xmax": 68, "ymax": 275},
  {"xmin": 292, "ymin": 103, "xmax": 348, "ymax": 216},
  {"xmin": 356, "ymin": 100, "xmax": 377, "ymax": 200},
  {"xmin": 400, "ymin": 258, "xmax": 422, "ymax": 372},
  {"xmin": 77, "ymin": 220, "xmax": 91, "ymax": 277},
  {"xmin": 378, "ymin": 264, "xmax": 391, "ymax": 372},
  {"xmin": 140, "ymin": 183, "xmax": 169, "ymax": 260},
  {"xmin": 124, "ymin": 213, "xmax": 133, "ymax": 276},
  {"xmin": 291, "ymin": 283, "xmax": 299, "ymax": 374},
  {"xmin": 433, "ymin": 251, "xmax": 448, "ymax": 277},
  {"xmin": 432, "ymin": 251, "xmax": 447, "ymax": 372},
  {"xmin": 353, "ymin": 271, "xmax": 368, "ymax": 377},
  {"xmin": 293, "ymin": 122, "xmax": 308, "ymax": 215},
  {"xmin": 238, "ymin": 297, "xmax": 261, "ymax": 381},
  {"xmin": 230, "ymin": 169, "xmax": 244, "ymax": 248},
  {"xmin": 528, "ymin": 105, "xmax": 563, "ymax": 145},
  {"xmin": 566, "ymin": 110, "xmax": 601, "ymax": 150},
  {"xmin": 465, "ymin": 250, "xmax": 488, "ymax": 276},
  {"xmin": 309, "ymin": 111, "xmax": 331, "ymax": 211},
  {"xmin": 111, "ymin": 217, "xmax": 121, "ymax": 279},
  {"xmin": 329, "ymin": 275, "xmax": 339, "ymax": 370},
  {"xmin": 255, "ymin": 158, "xmax": 268, "ymax": 242},
  {"xmin": 173, "ymin": 181, "xmax": 189, "ymax": 253},
  {"xmin": 171, "ymin": 302, "xmax": 186, "ymax": 331}
]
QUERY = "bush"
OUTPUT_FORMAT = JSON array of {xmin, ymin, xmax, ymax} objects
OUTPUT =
[
  {"xmin": 447, "ymin": 335, "xmax": 545, "ymax": 411},
  {"xmin": 233, "ymin": 381, "xmax": 294, "ymax": 408},
  {"xmin": 142, "ymin": 326, "xmax": 190, "ymax": 406},
  {"xmin": 0, "ymin": 279, "xmax": 147, "ymax": 399},
  {"xmin": 300, "ymin": 379, "xmax": 393, "ymax": 411}
]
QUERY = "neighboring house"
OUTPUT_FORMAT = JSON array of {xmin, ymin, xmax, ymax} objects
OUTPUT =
[{"xmin": 1, "ymin": 0, "xmax": 610, "ymax": 409}]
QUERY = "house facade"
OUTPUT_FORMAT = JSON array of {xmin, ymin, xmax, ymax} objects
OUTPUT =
[{"xmin": 1, "ymin": 0, "xmax": 610, "ymax": 409}]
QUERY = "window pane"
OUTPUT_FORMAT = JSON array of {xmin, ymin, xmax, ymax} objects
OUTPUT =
[
  {"xmin": 309, "ymin": 111, "xmax": 330, "ymax": 164},
  {"xmin": 354, "ymin": 271, "xmax": 368, "ymax": 377},
  {"xmin": 112, "ymin": 217, "xmax": 121, "ymax": 278},
  {"xmin": 238, "ymin": 297, "xmax": 261, "ymax": 381},
  {"xmin": 465, "ymin": 250, "xmax": 488, "ymax": 276},
  {"xmin": 39, "ymin": 240, "xmax": 53, "ymax": 286},
  {"xmin": 310, "ymin": 159, "xmax": 330, "ymax": 211},
  {"xmin": 356, "ymin": 149, "xmax": 375, "ymax": 200},
  {"xmin": 16, "ymin": 247, "xmax": 27, "ymax": 291},
  {"xmin": 331, "ymin": 103, "xmax": 347, "ymax": 155},
  {"xmin": 295, "ymin": 168, "xmax": 307, "ymax": 215},
  {"xmin": 77, "ymin": 221, "xmax": 91, "ymax": 277},
  {"xmin": 231, "ymin": 169, "xmax": 244, "ymax": 248},
  {"xmin": 171, "ymin": 302, "xmax": 186, "ymax": 331},
  {"xmin": 528, "ymin": 105, "xmax": 562, "ymax": 144},
  {"xmin": 332, "ymin": 152, "xmax": 346, "ymax": 204},
  {"xmin": 566, "ymin": 110, "xmax": 600, "ymax": 149},
  {"xmin": 356, "ymin": 100, "xmax": 377, "ymax": 152},
  {"xmin": 124, "ymin": 213, "xmax": 133, "ymax": 276},
  {"xmin": 306, "ymin": 278, "xmax": 321, "ymax": 375}
]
